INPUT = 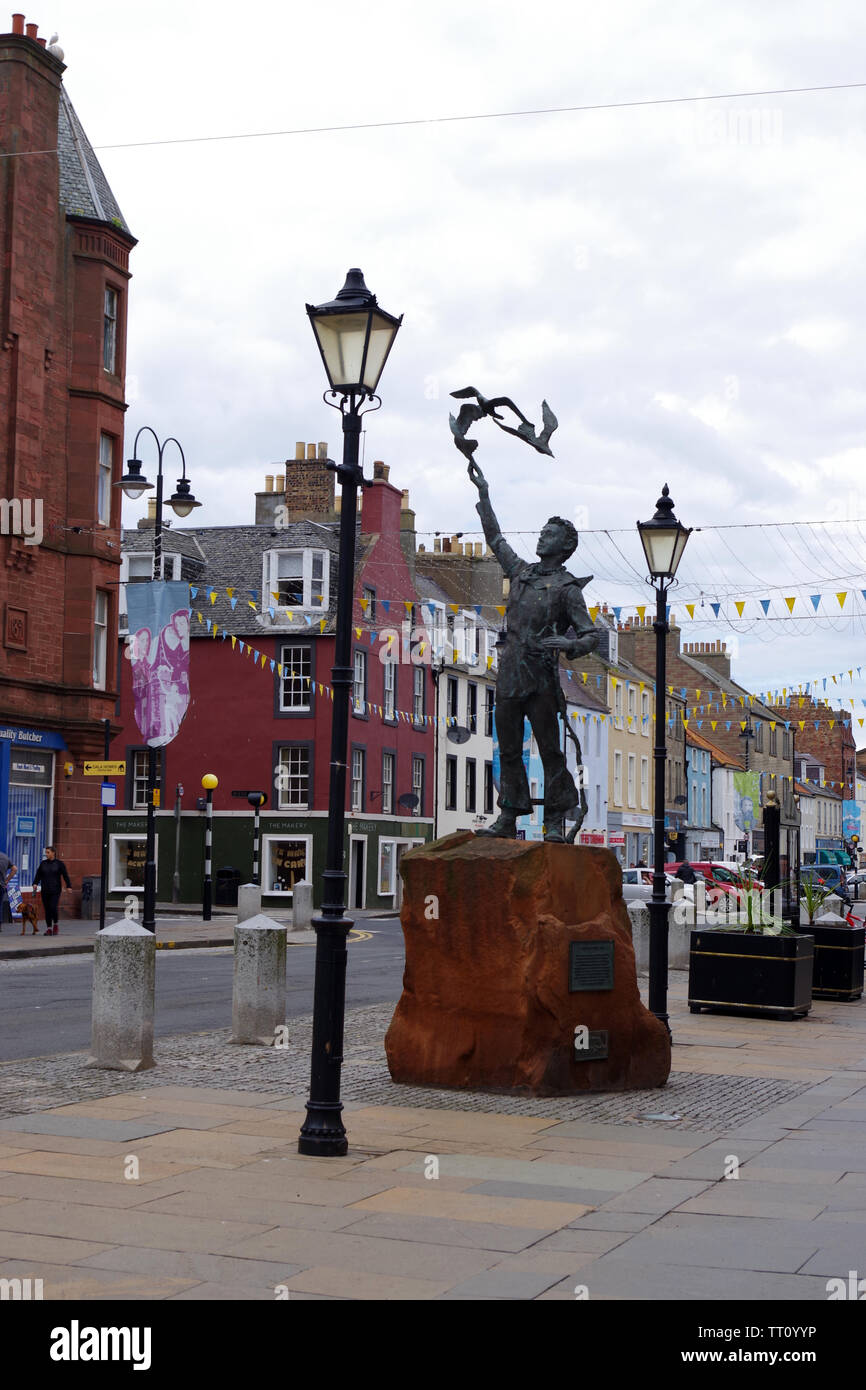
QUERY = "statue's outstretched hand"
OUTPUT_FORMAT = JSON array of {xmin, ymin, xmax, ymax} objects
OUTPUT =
[{"xmin": 467, "ymin": 459, "xmax": 489, "ymax": 495}]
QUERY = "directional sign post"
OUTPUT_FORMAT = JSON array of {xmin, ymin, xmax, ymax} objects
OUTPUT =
[{"xmin": 84, "ymin": 760, "xmax": 126, "ymax": 776}]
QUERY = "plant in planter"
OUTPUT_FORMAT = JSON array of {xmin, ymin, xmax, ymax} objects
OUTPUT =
[
  {"xmin": 796, "ymin": 878, "xmax": 864, "ymax": 1003},
  {"xmin": 688, "ymin": 875, "xmax": 814, "ymax": 1020}
]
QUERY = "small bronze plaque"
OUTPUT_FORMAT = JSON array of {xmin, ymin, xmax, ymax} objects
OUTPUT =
[
  {"xmin": 569, "ymin": 939, "xmax": 615, "ymax": 992},
  {"xmin": 574, "ymin": 1028, "xmax": 609, "ymax": 1061}
]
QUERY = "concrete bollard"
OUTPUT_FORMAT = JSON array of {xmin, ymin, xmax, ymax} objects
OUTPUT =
[
  {"xmin": 237, "ymin": 882, "xmax": 262, "ymax": 924},
  {"xmin": 232, "ymin": 914, "xmax": 286, "ymax": 1045},
  {"xmin": 87, "ymin": 921, "xmax": 155, "ymax": 1072},
  {"xmin": 291, "ymin": 880, "xmax": 314, "ymax": 932},
  {"xmin": 626, "ymin": 901, "xmax": 650, "ymax": 973},
  {"xmin": 819, "ymin": 894, "xmax": 845, "ymax": 918}
]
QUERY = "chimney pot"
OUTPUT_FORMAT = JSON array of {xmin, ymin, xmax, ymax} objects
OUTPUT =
[
  {"xmin": 25, "ymin": 21, "xmax": 37, "ymax": 38},
  {"xmin": 335, "ymin": 495, "xmax": 342, "ymax": 514},
  {"xmin": 147, "ymin": 498, "xmax": 157, "ymax": 520},
  {"xmin": 306, "ymin": 443, "xmax": 316, "ymax": 460},
  {"xmin": 418, "ymin": 543, "xmax": 426, "ymax": 552},
  {"xmin": 401, "ymin": 488, "xmax": 410, "ymax": 510},
  {"xmin": 317, "ymin": 442, "xmax": 327, "ymax": 459},
  {"xmin": 265, "ymin": 475, "xmax": 273, "ymax": 493},
  {"xmin": 434, "ymin": 538, "xmax": 441, "ymax": 553},
  {"xmin": 474, "ymin": 541, "xmax": 482, "ymax": 557},
  {"xmin": 275, "ymin": 476, "xmax": 285, "ymax": 492},
  {"xmin": 11, "ymin": 14, "xmax": 24, "ymax": 34},
  {"xmin": 443, "ymin": 539, "xmax": 451, "ymax": 552},
  {"xmin": 295, "ymin": 442, "xmax": 305, "ymax": 460}
]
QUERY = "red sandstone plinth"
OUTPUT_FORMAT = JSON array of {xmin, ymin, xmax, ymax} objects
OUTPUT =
[{"xmin": 385, "ymin": 834, "xmax": 670, "ymax": 1095}]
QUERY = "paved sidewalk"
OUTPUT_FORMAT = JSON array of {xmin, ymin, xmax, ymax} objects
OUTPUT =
[
  {"xmin": 0, "ymin": 907, "xmax": 398, "ymax": 960},
  {"xmin": 1, "ymin": 974, "xmax": 865, "ymax": 1300}
]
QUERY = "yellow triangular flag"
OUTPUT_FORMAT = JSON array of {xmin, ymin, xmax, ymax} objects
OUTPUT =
[
  {"xmin": 231, "ymin": 635, "xmax": 236, "ymax": 649},
  {"xmin": 710, "ymin": 721, "xmax": 717, "ymax": 731},
  {"xmin": 830, "ymin": 720, "xmax": 835, "ymax": 730},
  {"xmin": 837, "ymin": 592, "xmax": 848, "ymax": 609},
  {"xmin": 735, "ymin": 600, "xmax": 745, "ymax": 618},
  {"xmin": 784, "ymin": 596, "xmax": 795, "ymax": 613},
  {"xmin": 360, "ymin": 598, "xmax": 369, "ymax": 613},
  {"xmin": 582, "ymin": 673, "xmax": 588, "ymax": 684},
  {"xmin": 209, "ymin": 591, "xmax": 217, "ymax": 605},
  {"xmin": 740, "ymin": 721, "xmax": 747, "ymax": 731},
  {"xmin": 798, "ymin": 720, "xmax": 805, "ymax": 731},
  {"xmin": 319, "ymin": 619, "xmax": 326, "ymax": 633},
  {"xmin": 355, "ymin": 627, "xmax": 362, "ymax": 639},
  {"xmin": 589, "ymin": 606, "xmax": 599, "ymax": 622},
  {"xmin": 636, "ymin": 605, "xmax": 646, "ymax": 620},
  {"xmin": 496, "ymin": 605, "xmax": 506, "ymax": 618},
  {"xmin": 226, "ymin": 588, "xmax": 234, "ymax": 599},
  {"xmin": 277, "ymin": 663, "xmax": 283, "ymax": 676}
]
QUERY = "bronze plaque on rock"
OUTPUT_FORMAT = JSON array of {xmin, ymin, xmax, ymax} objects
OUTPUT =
[{"xmin": 569, "ymin": 940, "xmax": 615, "ymax": 992}]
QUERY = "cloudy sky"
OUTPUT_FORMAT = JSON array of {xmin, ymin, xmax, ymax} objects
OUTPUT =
[{"xmin": 40, "ymin": 0, "xmax": 866, "ymax": 725}]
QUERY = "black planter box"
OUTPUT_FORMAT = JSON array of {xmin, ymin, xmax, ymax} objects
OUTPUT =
[
  {"xmin": 796, "ymin": 918, "xmax": 865, "ymax": 1002},
  {"xmin": 688, "ymin": 928, "xmax": 814, "ymax": 1020}
]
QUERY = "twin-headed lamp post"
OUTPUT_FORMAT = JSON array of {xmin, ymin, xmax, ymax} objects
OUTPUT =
[
  {"xmin": 637, "ymin": 485, "xmax": 691, "ymax": 1035},
  {"xmin": 114, "ymin": 427, "xmax": 201, "ymax": 933},
  {"xmin": 298, "ymin": 270, "xmax": 402, "ymax": 1157}
]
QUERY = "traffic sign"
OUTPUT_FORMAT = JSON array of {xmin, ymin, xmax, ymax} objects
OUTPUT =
[
  {"xmin": 100, "ymin": 784, "xmax": 117, "ymax": 808},
  {"xmin": 83, "ymin": 760, "xmax": 126, "ymax": 776}
]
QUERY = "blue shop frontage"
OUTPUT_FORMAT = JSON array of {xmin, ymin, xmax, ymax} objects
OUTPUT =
[{"xmin": 0, "ymin": 724, "xmax": 66, "ymax": 889}]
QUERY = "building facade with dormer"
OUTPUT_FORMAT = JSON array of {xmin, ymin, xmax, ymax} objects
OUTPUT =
[{"xmin": 113, "ymin": 452, "xmax": 434, "ymax": 911}]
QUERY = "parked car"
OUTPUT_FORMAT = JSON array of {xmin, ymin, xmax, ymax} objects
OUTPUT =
[
  {"xmin": 666, "ymin": 862, "xmax": 760, "ymax": 904},
  {"xmin": 621, "ymin": 868, "xmax": 697, "ymax": 905},
  {"xmin": 800, "ymin": 864, "xmax": 851, "ymax": 902}
]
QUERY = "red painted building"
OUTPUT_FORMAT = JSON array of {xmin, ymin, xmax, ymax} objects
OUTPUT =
[
  {"xmin": 0, "ymin": 16, "xmax": 135, "ymax": 906},
  {"xmin": 111, "ymin": 453, "xmax": 434, "ymax": 910}
]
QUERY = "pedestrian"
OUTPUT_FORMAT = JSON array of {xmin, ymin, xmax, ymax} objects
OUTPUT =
[
  {"xmin": 675, "ymin": 860, "xmax": 697, "ymax": 885},
  {"xmin": 0, "ymin": 847, "xmax": 18, "ymax": 928},
  {"xmin": 33, "ymin": 846, "xmax": 71, "ymax": 935}
]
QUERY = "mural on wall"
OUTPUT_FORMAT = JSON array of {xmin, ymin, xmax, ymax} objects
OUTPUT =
[{"xmin": 126, "ymin": 582, "xmax": 191, "ymax": 748}]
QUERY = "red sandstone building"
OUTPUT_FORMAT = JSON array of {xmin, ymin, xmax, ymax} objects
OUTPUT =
[{"xmin": 0, "ymin": 16, "xmax": 135, "ymax": 904}]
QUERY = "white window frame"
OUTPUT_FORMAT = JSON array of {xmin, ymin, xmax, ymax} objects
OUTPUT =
[
  {"xmin": 627, "ymin": 753, "xmax": 636, "ymax": 808},
  {"xmin": 382, "ymin": 751, "xmax": 395, "ymax": 815},
  {"xmin": 103, "ymin": 286, "xmax": 118, "ymax": 373},
  {"xmin": 351, "ymin": 747, "xmax": 365, "ymax": 812},
  {"xmin": 353, "ymin": 650, "xmax": 367, "ymax": 713},
  {"xmin": 627, "ymin": 685, "xmax": 636, "ymax": 723},
  {"xmin": 279, "ymin": 644, "xmax": 312, "ymax": 711},
  {"xmin": 264, "ymin": 548, "xmax": 330, "ymax": 612},
  {"xmin": 261, "ymin": 834, "xmax": 313, "ymax": 896},
  {"xmin": 641, "ymin": 691, "xmax": 650, "ymax": 733},
  {"xmin": 276, "ymin": 744, "xmax": 311, "ymax": 809},
  {"xmin": 640, "ymin": 756, "xmax": 649, "ymax": 810},
  {"xmin": 613, "ymin": 750, "xmax": 623, "ymax": 806},
  {"xmin": 614, "ymin": 683, "xmax": 623, "ymax": 729},
  {"xmin": 98, "ymin": 433, "xmax": 113, "ymax": 525},
  {"xmin": 384, "ymin": 658, "xmax": 396, "ymax": 720},
  {"xmin": 109, "ymin": 833, "xmax": 154, "ymax": 893},
  {"xmin": 93, "ymin": 591, "xmax": 108, "ymax": 689},
  {"xmin": 413, "ymin": 665, "xmax": 425, "ymax": 723},
  {"xmin": 132, "ymin": 750, "xmax": 149, "ymax": 810},
  {"xmin": 412, "ymin": 756, "xmax": 424, "ymax": 816}
]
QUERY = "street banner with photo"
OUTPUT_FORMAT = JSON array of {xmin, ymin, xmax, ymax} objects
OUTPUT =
[
  {"xmin": 843, "ymin": 800, "xmax": 861, "ymax": 840},
  {"xmin": 733, "ymin": 770, "xmax": 761, "ymax": 831},
  {"xmin": 125, "ymin": 581, "xmax": 191, "ymax": 747}
]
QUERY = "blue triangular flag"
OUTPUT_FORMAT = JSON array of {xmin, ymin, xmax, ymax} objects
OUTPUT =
[
  {"xmin": 810, "ymin": 595, "xmax": 821, "ymax": 611},
  {"xmin": 206, "ymin": 619, "xmax": 211, "ymax": 632},
  {"xmin": 270, "ymin": 659, "xmax": 275, "ymax": 672},
  {"xmin": 711, "ymin": 603, "xmax": 720, "ymax": 618},
  {"xmin": 268, "ymin": 607, "xmax": 275, "ymax": 620},
  {"xmin": 190, "ymin": 586, "xmax": 198, "ymax": 599},
  {"xmin": 305, "ymin": 615, "xmax": 312, "ymax": 626},
  {"xmin": 760, "ymin": 599, "xmax": 770, "ymax": 615},
  {"xmin": 382, "ymin": 600, "xmax": 390, "ymax": 613},
  {"xmin": 230, "ymin": 597, "xmax": 238, "ymax": 610}
]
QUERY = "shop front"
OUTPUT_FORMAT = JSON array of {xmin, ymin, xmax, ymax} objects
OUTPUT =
[{"xmin": 0, "ymin": 725, "xmax": 66, "ymax": 888}]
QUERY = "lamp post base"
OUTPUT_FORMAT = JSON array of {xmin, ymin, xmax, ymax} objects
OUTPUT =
[{"xmin": 298, "ymin": 1101, "xmax": 348, "ymax": 1157}]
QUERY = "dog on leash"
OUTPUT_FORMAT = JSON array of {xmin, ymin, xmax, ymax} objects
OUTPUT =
[{"xmin": 19, "ymin": 901, "xmax": 40, "ymax": 935}]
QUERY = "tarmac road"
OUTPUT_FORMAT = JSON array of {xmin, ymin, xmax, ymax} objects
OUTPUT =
[{"xmin": 0, "ymin": 916, "xmax": 406, "ymax": 1062}]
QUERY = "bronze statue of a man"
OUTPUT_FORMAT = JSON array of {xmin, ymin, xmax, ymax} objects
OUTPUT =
[{"xmin": 467, "ymin": 458, "xmax": 599, "ymax": 841}]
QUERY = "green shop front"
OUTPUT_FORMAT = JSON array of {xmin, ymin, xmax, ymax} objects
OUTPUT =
[{"xmin": 105, "ymin": 809, "xmax": 432, "ymax": 911}]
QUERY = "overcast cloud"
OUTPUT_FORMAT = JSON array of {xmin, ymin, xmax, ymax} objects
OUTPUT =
[{"xmin": 36, "ymin": 0, "xmax": 866, "ymax": 724}]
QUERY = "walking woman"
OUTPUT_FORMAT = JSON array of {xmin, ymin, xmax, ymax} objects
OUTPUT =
[{"xmin": 33, "ymin": 847, "xmax": 72, "ymax": 935}]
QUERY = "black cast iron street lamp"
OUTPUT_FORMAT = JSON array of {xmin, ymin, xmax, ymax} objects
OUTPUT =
[
  {"xmin": 637, "ymin": 484, "xmax": 692, "ymax": 1036},
  {"xmin": 298, "ymin": 269, "xmax": 402, "ymax": 1158},
  {"xmin": 115, "ymin": 427, "xmax": 201, "ymax": 933}
]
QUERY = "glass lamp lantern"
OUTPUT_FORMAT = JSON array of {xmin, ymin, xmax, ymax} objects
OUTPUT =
[
  {"xmin": 638, "ymin": 484, "xmax": 692, "ymax": 580},
  {"xmin": 307, "ymin": 268, "xmax": 402, "ymax": 396}
]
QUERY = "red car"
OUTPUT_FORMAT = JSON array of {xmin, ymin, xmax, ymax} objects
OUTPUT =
[{"xmin": 667, "ymin": 862, "xmax": 764, "ymax": 906}]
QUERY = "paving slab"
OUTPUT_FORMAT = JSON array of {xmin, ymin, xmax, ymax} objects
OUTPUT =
[
  {"xmin": 0, "ymin": 1258, "xmax": 199, "ymax": 1301},
  {"xmin": 0, "ymin": 1115, "xmax": 178, "ymax": 1141},
  {"xmin": 222, "ymin": 1227, "xmax": 500, "ymax": 1282},
  {"xmin": 598, "ymin": 1177, "xmax": 714, "ymax": 1214},
  {"xmin": 399, "ymin": 1153, "xmax": 648, "ymax": 1191},
  {"xmin": 342, "ymin": 1185, "xmax": 590, "ymax": 1229},
  {"xmin": 438, "ymin": 1268, "xmax": 566, "ymax": 1300},
  {"xmin": 76, "ymin": 1245, "xmax": 304, "ymax": 1287},
  {"xmin": 335, "ymin": 1212, "xmax": 547, "ymax": 1252},
  {"xmin": 0, "ymin": 1199, "xmax": 273, "ymax": 1255},
  {"xmin": 536, "ymin": 1261, "xmax": 832, "ymax": 1301}
]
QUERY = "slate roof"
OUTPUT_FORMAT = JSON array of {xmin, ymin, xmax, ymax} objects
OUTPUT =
[
  {"xmin": 57, "ymin": 88, "xmax": 131, "ymax": 233},
  {"xmin": 122, "ymin": 519, "xmax": 364, "ymax": 639},
  {"xmin": 686, "ymin": 726, "xmax": 744, "ymax": 769}
]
